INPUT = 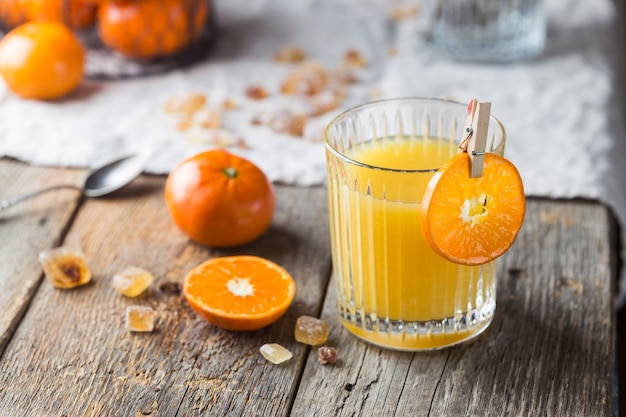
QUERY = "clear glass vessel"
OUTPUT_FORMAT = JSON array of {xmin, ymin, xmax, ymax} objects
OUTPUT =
[{"xmin": 324, "ymin": 97, "xmax": 506, "ymax": 350}]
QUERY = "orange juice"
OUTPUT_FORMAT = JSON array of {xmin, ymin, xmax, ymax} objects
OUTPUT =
[{"xmin": 326, "ymin": 136, "xmax": 498, "ymax": 350}]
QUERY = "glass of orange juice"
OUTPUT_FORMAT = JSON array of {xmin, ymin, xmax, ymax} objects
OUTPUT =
[{"xmin": 324, "ymin": 97, "xmax": 506, "ymax": 351}]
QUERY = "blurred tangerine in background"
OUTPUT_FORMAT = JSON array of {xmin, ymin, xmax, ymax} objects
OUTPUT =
[
  {"xmin": 0, "ymin": 0, "xmax": 96, "ymax": 30},
  {"xmin": 27, "ymin": 0, "xmax": 97, "ymax": 29},
  {"xmin": 0, "ymin": 20, "xmax": 85, "ymax": 99},
  {"xmin": 97, "ymin": 0, "xmax": 209, "ymax": 60},
  {"xmin": 0, "ymin": 0, "xmax": 28, "ymax": 29}
]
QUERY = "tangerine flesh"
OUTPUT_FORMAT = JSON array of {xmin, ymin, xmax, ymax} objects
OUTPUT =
[
  {"xmin": 421, "ymin": 152, "xmax": 525, "ymax": 265},
  {"xmin": 183, "ymin": 256, "xmax": 296, "ymax": 331}
]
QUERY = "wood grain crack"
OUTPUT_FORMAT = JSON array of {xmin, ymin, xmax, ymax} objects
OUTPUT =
[{"xmin": 428, "ymin": 351, "xmax": 450, "ymax": 416}]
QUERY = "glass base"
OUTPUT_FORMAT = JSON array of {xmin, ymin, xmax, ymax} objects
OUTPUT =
[
  {"xmin": 429, "ymin": 34, "xmax": 546, "ymax": 63},
  {"xmin": 428, "ymin": 5, "xmax": 547, "ymax": 63},
  {"xmin": 338, "ymin": 302, "xmax": 495, "ymax": 351}
]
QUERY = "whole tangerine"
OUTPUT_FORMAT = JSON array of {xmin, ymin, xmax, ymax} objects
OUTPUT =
[
  {"xmin": 0, "ymin": 0, "xmax": 28, "ymax": 30},
  {"xmin": 165, "ymin": 149, "xmax": 276, "ymax": 248},
  {"xmin": 0, "ymin": 21, "xmax": 85, "ymax": 100},
  {"xmin": 97, "ymin": 0, "xmax": 209, "ymax": 60},
  {"xmin": 26, "ymin": 0, "xmax": 97, "ymax": 30}
]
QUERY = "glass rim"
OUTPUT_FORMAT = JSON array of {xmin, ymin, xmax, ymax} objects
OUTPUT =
[{"xmin": 324, "ymin": 97, "xmax": 506, "ymax": 174}]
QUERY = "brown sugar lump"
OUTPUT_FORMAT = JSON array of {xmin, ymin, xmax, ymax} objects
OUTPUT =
[
  {"xmin": 38, "ymin": 247, "xmax": 92, "ymax": 289},
  {"xmin": 294, "ymin": 315, "xmax": 329, "ymax": 345},
  {"xmin": 260, "ymin": 343, "xmax": 293, "ymax": 364},
  {"xmin": 125, "ymin": 305, "xmax": 155, "ymax": 332},
  {"xmin": 112, "ymin": 266, "xmax": 155, "ymax": 297}
]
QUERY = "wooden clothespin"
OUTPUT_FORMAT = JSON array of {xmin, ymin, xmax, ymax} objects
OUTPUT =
[{"xmin": 458, "ymin": 99, "xmax": 491, "ymax": 178}]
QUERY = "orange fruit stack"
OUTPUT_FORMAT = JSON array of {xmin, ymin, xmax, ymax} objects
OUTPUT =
[
  {"xmin": 0, "ymin": 0, "xmax": 211, "ymax": 98},
  {"xmin": 0, "ymin": 0, "xmax": 210, "ymax": 60},
  {"xmin": 183, "ymin": 256, "xmax": 296, "ymax": 331},
  {"xmin": 421, "ymin": 152, "xmax": 526, "ymax": 266}
]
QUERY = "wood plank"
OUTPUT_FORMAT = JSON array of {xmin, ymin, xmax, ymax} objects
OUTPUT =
[
  {"xmin": 292, "ymin": 199, "xmax": 616, "ymax": 417},
  {"xmin": 0, "ymin": 158, "xmax": 84, "ymax": 355},
  {"xmin": 0, "ymin": 175, "xmax": 331, "ymax": 417}
]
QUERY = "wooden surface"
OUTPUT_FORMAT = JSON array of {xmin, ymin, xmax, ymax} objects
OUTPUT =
[{"xmin": 0, "ymin": 157, "xmax": 617, "ymax": 416}]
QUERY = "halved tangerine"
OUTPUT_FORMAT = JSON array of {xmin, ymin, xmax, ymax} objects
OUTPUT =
[
  {"xmin": 183, "ymin": 256, "xmax": 296, "ymax": 331},
  {"xmin": 421, "ymin": 152, "xmax": 525, "ymax": 265}
]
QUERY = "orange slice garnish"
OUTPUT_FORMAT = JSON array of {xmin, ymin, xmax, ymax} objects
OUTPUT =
[
  {"xmin": 183, "ymin": 256, "xmax": 296, "ymax": 331},
  {"xmin": 421, "ymin": 152, "xmax": 525, "ymax": 265}
]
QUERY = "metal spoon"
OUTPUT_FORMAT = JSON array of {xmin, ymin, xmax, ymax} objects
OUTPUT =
[{"xmin": 0, "ymin": 150, "xmax": 152, "ymax": 211}]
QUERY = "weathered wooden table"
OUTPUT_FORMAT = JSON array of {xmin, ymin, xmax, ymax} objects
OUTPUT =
[{"xmin": 0, "ymin": 157, "xmax": 617, "ymax": 416}]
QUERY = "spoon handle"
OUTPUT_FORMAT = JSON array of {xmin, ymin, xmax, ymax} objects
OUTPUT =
[{"xmin": 0, "ymin": 185, "xmax": 82, "ymax": 211}]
